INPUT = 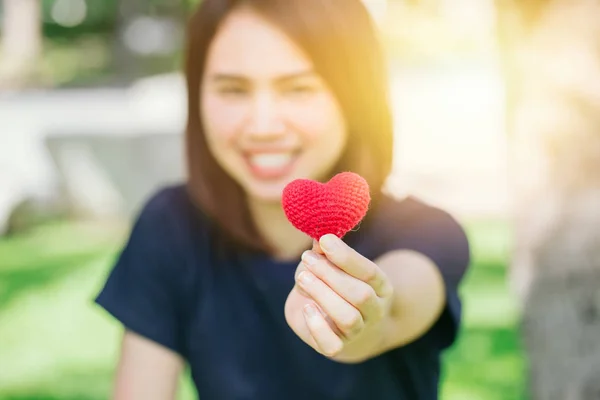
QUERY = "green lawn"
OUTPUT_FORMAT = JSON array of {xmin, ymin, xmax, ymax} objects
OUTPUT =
[
  {"xmin": 0, "ymin": 219, "xmax": 526, "ymax": 399},
  {"xmin": 440, "ymin": 221, "xmax": 526, "ymax": 400}
]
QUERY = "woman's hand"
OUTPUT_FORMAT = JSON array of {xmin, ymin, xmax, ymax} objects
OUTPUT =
[{"xmin": 284, "ymin": 234, "xmax": 395, "ymax": 362}]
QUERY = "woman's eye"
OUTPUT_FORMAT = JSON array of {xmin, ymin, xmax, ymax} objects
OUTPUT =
[
  {"xmin": 219, "ymin": 86, "xmax": 248, "ymax": 96},
  {"xmin": 285, "ymin": 85, "xmax": 317, "ymax": 97}
]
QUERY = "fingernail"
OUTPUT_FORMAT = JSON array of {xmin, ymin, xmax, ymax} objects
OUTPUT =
[
  {"xmin": 320, "ymin": 234, "xmax": 339, "ymax": 253},
  {"xmin": 298, "ymin": 270, "xmax": 315, "ymax": 285},
  {"xmin": 302, "ymin": 251, "xmax": 319, "ymax": 266},
  {"xmin": 304, "ymin": 304, "xmax": 318, "ymax": 318}
]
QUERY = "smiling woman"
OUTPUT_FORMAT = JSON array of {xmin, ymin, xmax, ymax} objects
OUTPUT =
[
  {"xmin": 94, "ymin": 1, "xmax": 471, "ymax": 399},
  {"xmin": 185, "ymin": 0, "xmax": 394, "ymax": 253},
  {"xmin": 200, "ymin": 8, "xmax": 348, "ymax": 201}
]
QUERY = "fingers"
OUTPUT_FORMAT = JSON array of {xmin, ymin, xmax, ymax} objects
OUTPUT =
[
  {"xmin": 312, "ymin": 239, "xmax": 324, "ymax": 255},
  {"xmin": 293, "ymin": 262, "xmax": 311, "ymax": 298},
  {"xmin": 292, "ymin": 239, "xmax": 323, "ymax": 296},
  {"xmin": 319, "ymin": 234, "xmax": 393, "ymax": 298},
  {"xmin": 297, "ymin": 270, "xmax": 364, "ymax": 339},
  {"xmin": 300, "ymin": 251, "xmax": 381, "ymax": 321},
  {"xmin": 303, "ymin": 304, "xmax": 344, "ymax": 357}
]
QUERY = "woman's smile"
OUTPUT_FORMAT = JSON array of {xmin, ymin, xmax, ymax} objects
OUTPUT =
[{"xmin": 243, "ymin": 150, "xmax": 300, "ymax": 180}]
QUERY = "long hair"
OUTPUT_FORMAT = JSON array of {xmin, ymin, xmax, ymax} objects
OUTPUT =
[{"xmin": 185, "ymin": 0, "xmax": 394, "ymax": 253}]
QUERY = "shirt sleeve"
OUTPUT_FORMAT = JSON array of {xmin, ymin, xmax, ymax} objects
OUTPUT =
[
  {"xmin": 390, "ymin": 204, "xmax": 471, "ymax": 350},
  {"xmin": 94, "ymin": 190, "xmax": 187, "ymax": 357}
]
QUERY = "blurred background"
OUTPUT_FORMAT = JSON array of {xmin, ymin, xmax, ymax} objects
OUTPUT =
[{"xmin": 1, "ymin": 0, "xmax": 599, "ymax": 399}]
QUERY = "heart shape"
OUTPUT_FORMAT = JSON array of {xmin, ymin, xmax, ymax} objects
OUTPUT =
[{"xmin": 282, "ymin": 172, "xmax": 371, "ymax": 240}]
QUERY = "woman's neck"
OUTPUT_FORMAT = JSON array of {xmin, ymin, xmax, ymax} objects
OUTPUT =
[{"xmin": 248, "ymin": 199, "xmax": 312, "ymax": 261}]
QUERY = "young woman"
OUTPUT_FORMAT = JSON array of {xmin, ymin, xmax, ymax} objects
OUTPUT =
[{"xmin": 95, "ymin": 0, "xmax": 471, "ymax": 399}]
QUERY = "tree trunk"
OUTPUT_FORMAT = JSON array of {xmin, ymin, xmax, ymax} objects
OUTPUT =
[
  {"xmin": 0, "ymin": 0, "xmax": 42, "ymax": 87},
  {"xmin": 499, "ymin": 1, "xmax": 600, "ymax": 399}
]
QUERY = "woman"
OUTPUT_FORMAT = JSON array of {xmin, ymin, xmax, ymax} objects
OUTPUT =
[{"xmin": 95, "ymin": 0, "xmax": 470, "ymax": 399}]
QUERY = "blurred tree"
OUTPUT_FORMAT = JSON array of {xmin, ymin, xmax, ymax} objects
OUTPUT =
[
  {"xmin": 497, "ymin": 1, "xmax": 600, "ymax": 399},
  {"xmin": 111, "ymin": 0, "xmax": 144, "ymax": 81},
  {"xmin": 112, "ymin": 0, "xmax": 188, "ymax": 83},
  {"xmin": 186, "ymin": 0, "xmax": 202, "ymax": 9},
  {"xmin": 0, "ymin": 0, "xmax": 42, "ymax": 87},
  {"xmin": 42, "ymin": 0, "xmax": 118, "ymax": 37}
]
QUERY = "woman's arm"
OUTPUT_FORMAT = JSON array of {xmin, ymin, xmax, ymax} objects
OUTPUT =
[
  {"xmin": 371, "ymin": 250, "xmax": 447, "ymax": 350},
  {"xmin": 287, "ymin": 223, "xmax": 468, "ymax": 363},
  {"xmin": 112, "ymin": 330, "xmax": 184, "ymax": 400}
]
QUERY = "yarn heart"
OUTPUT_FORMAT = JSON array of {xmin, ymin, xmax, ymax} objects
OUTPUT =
[{"xmin": 282, "ymin": 172, "xmax": 371, "ymax": 240}]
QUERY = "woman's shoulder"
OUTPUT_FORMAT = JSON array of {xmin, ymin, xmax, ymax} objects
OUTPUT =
[
  {"xmin": 125, "ymin": 184, "xmax": 213, "ymax": 265},
  {"xmin": 104, "ymin": 184, "xmax": 211, "ymax": 292},
  {"xmin": 140, "ymin": 183, "xmax": 196, "ymax": 219},
  {"xmin": 95, "ymin": 184, "xmax": 203, "ymax": 355},
  {"xmin": 370, "ymin": 193, "xmax": 466, "ymax": 236},
  {"xmin": 357, "ymin": 193, "xmax": 470, "ymax": 274},
  {"xmin": 137, "ymin": 183, "xmax": 210, "ymax": 234}
]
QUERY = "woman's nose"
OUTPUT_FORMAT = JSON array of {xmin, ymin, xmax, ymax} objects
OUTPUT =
[{"xmin": 245, "ymin": 92, "xmax": 286, "ymax": 140}]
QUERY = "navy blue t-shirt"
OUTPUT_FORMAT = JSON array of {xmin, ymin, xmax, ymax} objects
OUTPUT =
[{"xmin": 95, "ymin": 184, "xmax": 470, "ymax": 400}]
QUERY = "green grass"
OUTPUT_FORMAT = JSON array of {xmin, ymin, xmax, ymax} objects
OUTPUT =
[
  {"xmin": 440, "ymin": 221, "xmax": 526, "ymax": 400},
  {"xmin": 0, "ymin": 219, "xmax": 525, "ymax": 399}
]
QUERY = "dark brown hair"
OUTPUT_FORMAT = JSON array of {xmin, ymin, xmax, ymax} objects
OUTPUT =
[{"xmin": 185, "ymin": 0, "xmax": 394, "ymax": 253}]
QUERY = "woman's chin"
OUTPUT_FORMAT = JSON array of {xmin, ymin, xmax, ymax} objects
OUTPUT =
[
  {"xmin": 244, "ymin": 182, "xmax": 289, "ymax": 205},
  {"xmin": 240, "ymin": 165, "xmax": 319, "ymax": 205}
]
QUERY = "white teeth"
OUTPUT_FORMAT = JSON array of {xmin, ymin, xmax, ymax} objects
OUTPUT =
[{"xmin": 248, "ymin": 153, "xmax": 293, "ymax": 169}]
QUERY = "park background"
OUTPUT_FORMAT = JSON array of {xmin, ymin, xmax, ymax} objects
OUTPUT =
[{"xmin": 1, "ymin": 1, "xmax": 598, "ymax": 399}]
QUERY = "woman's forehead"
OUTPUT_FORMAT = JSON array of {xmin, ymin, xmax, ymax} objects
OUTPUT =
[{"xmin": 204, "ymin": 7, "xmax": 314, "ymax": 79}]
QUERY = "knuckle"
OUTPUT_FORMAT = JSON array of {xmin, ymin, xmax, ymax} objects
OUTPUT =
[
  {"xmin": 363, "ymin": 265, "xmax": 378, "ymax": 284},
  {"xmin": 355, "ymin": 286, "xmax": 376, "ymax": 306},
  {"xmin": 338, "ymin": 310, "xmax": 363, "ymax": 333},
  {"xmin": 381, "ymin": 281, "xmax": 394, "ymax": 298}
]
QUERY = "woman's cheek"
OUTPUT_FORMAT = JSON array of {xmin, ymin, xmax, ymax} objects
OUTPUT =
[
  {"xmin": 285, "ymin": 93, "xmax": 346, "ymax": 141},
  {"xmin": 203, "ymin": 96, "xmax": 249, "ymax": 143}
]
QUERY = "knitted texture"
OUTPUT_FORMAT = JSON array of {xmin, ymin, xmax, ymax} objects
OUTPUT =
[{"xmin": 282, "ymin": 172, "xmax": 371, "ymax": 240}]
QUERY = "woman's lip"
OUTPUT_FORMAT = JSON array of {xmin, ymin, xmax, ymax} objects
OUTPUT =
[
  {"xmin": 243, "ymin": 152, "xmax": 299, "ymax": 180},
  {"xmin": 241, "ymin": 149, "xmax": 300, "ymax": 155}
]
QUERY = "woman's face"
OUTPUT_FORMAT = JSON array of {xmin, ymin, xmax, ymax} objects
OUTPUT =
[{"xmin": 201, "ymin": 7, "xmax": 348, "ymax": 204}]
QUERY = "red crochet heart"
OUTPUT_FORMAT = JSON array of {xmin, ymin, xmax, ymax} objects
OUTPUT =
[{"xmin": 282, "ymin": 172, "xmax": 371, "ymax": 240}]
